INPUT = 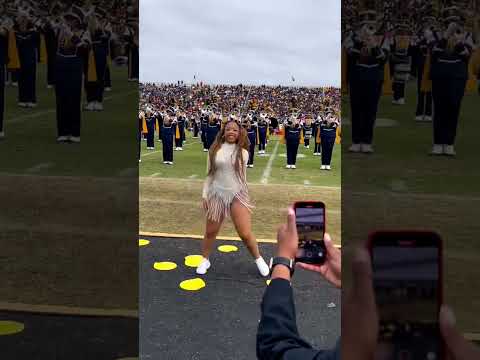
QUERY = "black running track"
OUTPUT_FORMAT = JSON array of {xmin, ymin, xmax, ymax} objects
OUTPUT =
[{"xmin": 140, "ymin": 236, "xmax": 341, "ymax": 360}]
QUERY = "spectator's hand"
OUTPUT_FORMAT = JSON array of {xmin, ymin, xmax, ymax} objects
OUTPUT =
[
  {"xmin": 276, "ymin": 207, "xmax": 298, "ymax": 259},
  {"xmin": 343, "ymin": 248, "xmax": 378, "ymax": 360},
  {"xmin": 296, "ymin": 233, "xmax": 341, "ymax": 288},
  {"xmin": 440, "ymin": 305, "xmax": 480, "ymax": 360}
]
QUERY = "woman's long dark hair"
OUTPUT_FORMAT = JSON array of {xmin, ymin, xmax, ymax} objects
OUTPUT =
[{"xmin": 208, "ymin": 120, "xmax": 250, "ymax": 183}]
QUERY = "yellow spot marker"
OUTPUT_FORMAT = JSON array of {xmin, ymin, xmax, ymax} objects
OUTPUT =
[
  {"xmin": 179, "ymin": 278, "xmax": 206, "ymax": 291},
  {"xmin": 139, "ymin": 239, "xmax": 150, "ymax": 246},
  {"xmin": 0, "ymin": 321, "xmax": 24, "ymax": 336},
  {"xmin": 184, "ymin": 255, "xmax": 203, "ymax": 268},
  {"xmin": 218, "ymin": 245, "xmax": 238, "ymax": 253},
  {"xmin": 153, "ymin": 262, "xmax": 177, "ymax": 271},
  {"xmin": 266, "ymin": 279, "xmax": 271, "ymax": 285}
]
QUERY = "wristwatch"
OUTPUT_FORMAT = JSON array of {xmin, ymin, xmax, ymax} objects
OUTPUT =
[{"xmin": 269, "ymin": 257, "xmax": 295, "ymax": 276}]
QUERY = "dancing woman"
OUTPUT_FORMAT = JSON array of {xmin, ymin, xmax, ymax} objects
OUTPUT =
[{"xmin": 196, "ymin": 120, "xmax": 270, "ymax": 277}]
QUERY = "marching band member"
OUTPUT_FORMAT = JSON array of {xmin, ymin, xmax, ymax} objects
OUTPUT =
[
  {"xmin": 174, "ymin": 111, "xmax": 186, "ymax": 150},
  {"xmin": 302, "ymin": 115, "xmax": 313, "ymax": 149},
  {"xmin": 257, "ymin": 113, "xmax": 268, "ymax": 154},
  {"xmin": 205, "ymin": 113, "xmax": 221, "ymax": 150},
  {"xmin": 320, "ymin": 112, "xmax": 339, "ymax": 170},
  {"xmin": 55, "ymin": 10, "xmax": 92, "ymax": 143},
  {"xmin": 200, "ymin": 109, "xmax": 209, "ymax": 151},
  {"xmin": 244, "ymin": 115, "xmax": 257, "ymax": 168},
  {"xmin": 284, "ymin": 115, "xmax": 302, "ymax": 169},
  {"xmin": 145, "ymin": 107, "xmax": 156, "ymax": 149},
  {"xmin": 15, "ymin": 8, "xmax": 39, "ymax": 108},
  {"xmin": 429, "ymin": 6, "xmax": 472, "ymax": 156},
  {"xmin": 313, "ymin": 114, "xmax": 322, "ymax": 155},
  {"xmin": 161, "ymin": 114, "xmax": 175, "ymax": 165},
  {"xmin": 390, "ymin": 18, "xmax": 412, "ymax": 105},
  {"xmin": 345, "ymin": 9, "xmax": 390, "ymax": 154}
]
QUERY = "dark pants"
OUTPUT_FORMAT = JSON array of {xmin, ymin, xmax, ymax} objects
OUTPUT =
[
  {"xmin": 304, "ymin": 138, "xmax": 310, "ymax": 147},
  {"xmin": 85, "ymin": 44, "xmax": 108, "ymax": 102},
  {"xmin": 416, "ymin": 65, "xmax": 432, "ymax": 116},
  {"xmin": 18, "ymin": 60, "xmax": 36, "ymax": 103},
  {"xmin": 258, "ymin": 130, "xmax": 267, "ymax": 151},
  {"xmin": 432, "ymin": 78, "xmax": 466, "ymax": 145},
  {"xmin": 193, "ymin": 123, "xmax": 199, "ymax": 137},
  {"xmin": 162, "ymin": 138, "xmax": 173, "ymax": 162},
  {"xmin": 286, "ymin": 140, "xmax": 299, "ymax": 165},
  {"xmin": 104, "ymin": 63, "xmax": 111, "ymax": 87},
  {"xmin": 392, "ymin": 81, "xmax": 405, "ymax": 100},
  {"xmin": 314, "ymin": 141, "xmax": 321, "ymax": 153},
  {"xmin": 248, "ymin": 137, "xmax": 256, "ymax": 165},
  {"xmin": 146, "ymin": 120, "xmax": 155, "ymax": 148},
  {"xmin": 175, "ymin": 129, "xmax": 185, "ymax": 147},
  {"xmin": 7, "ymin": 69, "xmax": 18, "ymax": 83},
  {"xmin": 321, "ymin": 130, "xmax": 336, "ymax": 166},
  {"xmin": 349, "ymin": 79, "xmax": 382, "ymax": 144},
  {"xmin": 55, "ymin": 55, "xmax": 83, "ymax": 137},
  {"xmin": 45, "ymin": 33, "xmax": 57, "ymax": 86},
  {"xmin": 138, "ymin": 131, "xmax": 141, "ymax": 160},
  {"xmin": 206, "ymin": 134, "xmax": 216, "ymax": 149},
  {"xmin": 0, "ymin": 65, "xmax": 4, "ymax": 133},
  {"xmin": 201, "ymin": 127, "xmax": 207, "ymax": 148}
]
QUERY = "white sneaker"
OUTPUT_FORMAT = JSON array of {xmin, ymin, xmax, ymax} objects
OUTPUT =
[
  {"xmin": 178, "ymin": 147, "xmax": 183, "ymax": 151},
  {"xmin": 57, "ymin": 136, "xmax": 69, "ymax": 142},
  {"xmin": 444, "ymin": 145, "xmax": 456, "ymax": 156},
  {"xmin": 249, "ymin": 164, "xmax": 254, "ymax": 168},
  {"xmin": 326, "ymin": 165, "xmax": 331, "ymax": 170},
  {"xmin": 430, "ymin": 144, "xmax": 443, "ymax": 155},
  {"xmin": 0, "ymin": 131, "xmax": 5, "ymax": 139},
  {"xmin": 361, "ymin": 144, "xmax": 374, "ymax": 153},
  {"xmin": 424, "ymin": 115, "xmax": 432, "ymax": 122},
  {"xmin": 291, "ymin": 165, "xmax": 296, "ymax": 169},
  {"xmin": 255, "ymin": 257, "xmax": 270, "ymax": 277},
  {"xmin": 321, "ymin": 165, "xmax": 326, "ymax": 170},
  {"xmin": 349, "ymin": 144, "xmax": 361, "ymax": 153},
  {"xmin": 27, "ymin": 102, "xmax": 37, "ymax": 108},
  {"xmin": 105, "ymin": 87, "xmax": 112, "ymax": 92},
  {"xmin": 18, "ymin": 102, "xmax": 27, "ymax": 107},
  {"xmin": 203, "ymin": 148, "xmax": 208, "ymax": 152},
  {"xmin": 174, "ymin": 147, "xmax": 178, "ymax": 151},
  {"xmin": 47, "ymin": 84, "xmax": 53, "ymax": 89},
  {"xmin": 168, "ymin": 161, "xmax": 174, "ymax": 165},
  {"xmin": 163, "ymin": 161, "xmax": 168, "ymax": 164},
  {"xmin": 286, "ymin": 165, "xmax": 291, "ymax": 169},
  {"xmin": 415, "ymin": 115, "xmax": 424, "ymax": 122},
  {"xmin": 12, "ymin": 82, "xmax": 18, "ymax": 87},
  {"xmin": 95, "ymin": 102, "xmax": 104, "ymax": 111},
  {"xmin": 196, "ymin": 258, "xmax": 211, "ymax": 275},
  {"xmin": 306, "ymin": 145, "xmax": 310, "ymax": 149},
  {"xmin": 84, "ymin": 102, "xmax": 94, "ymax": 111},
  {"xmin": 139, "ymin": 159, "xmax": 141, "ymax": 163},
  {"xmin": 69, "ymin": 136, "xmax": 80, "ymax": 143}
]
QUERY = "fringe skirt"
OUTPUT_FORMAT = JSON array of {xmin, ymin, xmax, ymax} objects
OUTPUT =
[{"xmin": 205, "ymin": 185, "xmax": 254, "ymax": 222}]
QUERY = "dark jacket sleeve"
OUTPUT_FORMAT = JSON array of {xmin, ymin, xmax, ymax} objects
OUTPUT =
[{"xmin": 256, "ymin": 278, "xmax": 340, "ymax": 360}]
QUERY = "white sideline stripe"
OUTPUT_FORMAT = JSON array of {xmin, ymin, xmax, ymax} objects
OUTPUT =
[
  {"xmin": 188, "ymin": 174, "xmax": 198, "ymax": 179},
  {"xmin": 5, "ymin": 90, "xmax": 136, "ymax": 124},
  {"xmin": 141, "ymin": 150, "xmax": 161, "ymax": 157},
  {"xmin": 26, "ymin": 162, "xmax": 54, "ymax": 173},
  {"xmin": 150, "ymin": 172, "xmax": 162, "ymax": 177},
  {"xmin": 260, "ymin": 140, "xmax": 279, "ymax": 185},
  {"xmin": 304, "ymin": 180, "xmax": 311, "ymax": 185}
]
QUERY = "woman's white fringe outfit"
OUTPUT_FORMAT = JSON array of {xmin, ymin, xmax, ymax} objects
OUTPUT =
[{"xmin": 202, "ymin": 143, "xmax": 253, "ymax": 222}]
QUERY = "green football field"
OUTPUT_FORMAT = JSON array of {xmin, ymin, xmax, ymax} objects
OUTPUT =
[
  {"xmin": 139, "ymin": 133, "xmax": 341, "ymax": 187},
  {"xmin": 0, "ymin": 64, "xmax": 138, "ymax": 177}
]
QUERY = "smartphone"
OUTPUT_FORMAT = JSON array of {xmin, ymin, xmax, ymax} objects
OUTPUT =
[
  {"xmin": 369, "ymin": 231, "xmax": 443, "ymax": 360},
  {"xmin": 294, "ymin": 201, "xmax": 326, "ymax": 264}
]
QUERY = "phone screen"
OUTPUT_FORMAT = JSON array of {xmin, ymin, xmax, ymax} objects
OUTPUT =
[
  {"xmin": 371, "ymin": 237, "xmax": 442, "ymax": 360},
  {"xmin": 295, "ymin": 203, "xmax": 325, "ymax": 264}
]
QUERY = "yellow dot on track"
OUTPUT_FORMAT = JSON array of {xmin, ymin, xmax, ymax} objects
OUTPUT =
[
  {"xmin": 184, "ymin": 255, "xmax": 203, "ymax": 268},
  {"xmin": 218, "ymin": 245, "xmax": 238, "ymax": 253},
  {"xmin": 153, "ymin": 262, "xmax": 177, "ymax": 271},
  {"xmin": 179, "ymin": 278, "xmax": 206, "ymax": 291},
  {"xmin": 0, "ymin": 321, "xmax": 24, "ymax": 335},
  {"xmin": 266, "ymin": 279, "xmax": 271, "ymax": 285},
  {"xmin": 139, "ymin": 239, "xmax": 150, "ymax": 246}
]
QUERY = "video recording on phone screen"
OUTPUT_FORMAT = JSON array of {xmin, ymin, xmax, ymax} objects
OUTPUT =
[
  {"xmin": 296, "ymin": 207, "xmax": 324, "ymax": 258},
  {"xmin": 372, "ymin": 245, "xmax": 440, "ymax": 360}
]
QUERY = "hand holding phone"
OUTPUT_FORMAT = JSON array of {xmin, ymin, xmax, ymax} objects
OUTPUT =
[{"xmin": 294, "ymin": 201, "xmax": 326, "ymax": 265}]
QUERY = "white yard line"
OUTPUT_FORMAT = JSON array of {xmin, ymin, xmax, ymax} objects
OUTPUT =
[
  {"xmin": 150, "ymin": 172, "xmax": 162, "ymax": 177},
  {"xmin": 304, "ymin": 180, "xmax": 311, "ymax": 186},
  {"xmin": 26, "ymin": 162, "xmax": 54, "ymax": 173},
  {"xmin": 141, "ymin": 150, "xmax": 162, "ymax": 157},
  {"xmin": 260, "ymin": 140, "xmax": 280, "ymax": 185},
  {"xmin": 5, "ymin": 90, "xmax": 137, "ymax": 124},
  {"xmin": 188, "ymin": 174, "xmax": 198, "ymax": 179}
]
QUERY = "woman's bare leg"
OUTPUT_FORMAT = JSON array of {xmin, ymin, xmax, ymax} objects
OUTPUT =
[
  {"xmin": 230, "ymin": 199, "xmax": 260, "ymax": 259},
  {"xmin": 201, "ymin": 216, "xmax": 224, "ymax": 259}
]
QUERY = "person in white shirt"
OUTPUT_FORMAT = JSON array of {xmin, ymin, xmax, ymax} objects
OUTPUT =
[{"xmin": 196, "ymin": 120, "xmax": 270, "ymax": 277}]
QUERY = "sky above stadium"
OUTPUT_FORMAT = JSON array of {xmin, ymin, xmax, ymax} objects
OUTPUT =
[{"xmin": 140, "ymin": 0, "xmax": 340, "ymax": 87}]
